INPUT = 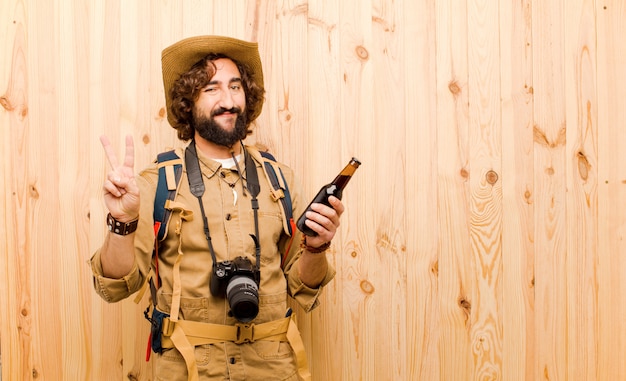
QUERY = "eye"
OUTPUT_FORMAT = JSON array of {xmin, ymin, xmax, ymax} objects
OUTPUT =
[
  {"xmin": 230, "ymin": 84, "xmax": 242, "ymax": 91},
  {"xmin": 203, "ymin": 85, "xmax": 218, "ymax": 93}
]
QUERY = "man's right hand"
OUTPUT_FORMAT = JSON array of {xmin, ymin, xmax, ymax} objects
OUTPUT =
[{"xmin": 100, "ymin": 135, "xmax": 140, "ymax": 222}]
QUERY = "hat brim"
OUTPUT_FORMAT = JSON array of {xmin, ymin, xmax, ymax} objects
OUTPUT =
[{"xmin": 161, "ymin": 35, "xmax": 264, "ymax": 127}]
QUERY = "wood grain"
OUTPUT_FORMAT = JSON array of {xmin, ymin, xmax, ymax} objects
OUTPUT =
[
  {"xmin": 499, "ymin": 0, "xmax": 535, "ymax": 380},
  {"xmin": 1, "ymin": 1, "xmax": 626, "ymax": 380},
  {"xmin": 596, "ymin": 1, "xmax": 626, "ymax": 380},
  {"xmin": 468, "ymin": 0, "xmax": 504, "ymax": 378}
]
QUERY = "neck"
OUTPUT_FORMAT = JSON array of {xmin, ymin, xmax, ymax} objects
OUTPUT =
[{"xmin": 193, "ymin": 133, "xmax": 242, "ymax": 159}]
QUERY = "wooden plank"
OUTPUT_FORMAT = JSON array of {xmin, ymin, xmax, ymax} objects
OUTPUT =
[
  {"xmin": 26, "ymin": 0, "xmax": 63, "ymax": 378},
  {"xmin": 367, "ymin": 1, "xmax": 407, "ymax": 379},
  {"xmin": 564, "ymin": 0, "xmax": 599, "ymax": 379},
  {"xmin": 467, "ymin": 0, "xmax": 504, "ymax": 378},
  {"xmin": 596, "ymin": 1, "xmax": 626, "ymax": 380},
  {"xmin": 403, "ymin": 0, "xmax": 439, "ymax": 379},
  {"xmin": 435, "ymin": 0, "xmax": 473, "ymax": 379},
  {"xmin": 532, "ymin": 0, "xmax": 568, "ymax": 379},
  {"xmin": 56, "ymin": 0, "xmax": 92, "ymax": 379},
  {"xmin": 0, "ymin": 1, "xmax": 30, "ymax": 379},
  {"xmin": 498, "ymin": 0, "xmax": 535, "ymax": 380}
]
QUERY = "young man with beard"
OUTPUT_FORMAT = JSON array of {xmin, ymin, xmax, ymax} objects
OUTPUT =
[{"xmin": 90, "ymin": 36, "xmax": 342, "ymax": 381}]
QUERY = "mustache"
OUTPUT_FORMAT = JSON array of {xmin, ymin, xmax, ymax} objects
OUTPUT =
[{"xmin": 211, "ymin": 107, "xmax": 242, "ymax": 117}]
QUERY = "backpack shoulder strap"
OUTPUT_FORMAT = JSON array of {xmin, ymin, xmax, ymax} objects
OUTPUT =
[
  {"xmin": 258, "ymin": 151, "xmax": 295, "ymax": 237},
  {"xmin": 154, "ymin": 150, "xmax": 183, "ymax": 241},
  {"xmin": 133, "ymin": 149, "xmax": 183, "ymax": 308},
  {"xmin": 256, "ymin": 150, "xmax": 298, "ymax": 268}
]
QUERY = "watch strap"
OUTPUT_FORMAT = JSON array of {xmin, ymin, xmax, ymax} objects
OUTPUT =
[{"xmin": 107, "ymin": 213, "xmax": 139, "ymax": 235}]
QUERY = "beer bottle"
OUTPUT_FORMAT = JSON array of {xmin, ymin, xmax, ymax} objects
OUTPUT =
[{"xmin": 296, "ymin": 157, "xmax": 361, "ymax": 236}]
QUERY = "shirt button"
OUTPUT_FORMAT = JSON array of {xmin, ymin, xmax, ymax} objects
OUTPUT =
[
  {"xmin": 230, "ymin": 357, "xmax": 236, "ymax": 364},
  {"xmin": 225, "ymin": 213, "xmax": 232, "ymax": 221}
]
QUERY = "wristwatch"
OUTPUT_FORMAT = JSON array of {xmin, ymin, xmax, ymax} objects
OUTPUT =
[{"xmin": 107, "ymin": 213, "xmax": 139, "ymax": 235}]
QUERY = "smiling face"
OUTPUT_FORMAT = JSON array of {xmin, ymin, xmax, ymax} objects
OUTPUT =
[{"xmin": 192, "ymin": 58, "xmax": 249, "ymax": 148}]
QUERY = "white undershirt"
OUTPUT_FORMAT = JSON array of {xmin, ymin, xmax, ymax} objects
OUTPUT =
[{"xmin": 212, "ymin": 155, "xmax": 242, "ymax": 169}]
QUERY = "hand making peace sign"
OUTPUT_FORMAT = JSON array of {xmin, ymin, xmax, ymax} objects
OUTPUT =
[{"xmin": 100, "ymin": 135, "xmax": 140, "ymax": 222}]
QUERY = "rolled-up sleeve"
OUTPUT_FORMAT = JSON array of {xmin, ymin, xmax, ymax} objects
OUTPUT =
[
  {"xmin": 89, "ymin": 164, "xmax": 159, "ymax": 303},
  {"xmin": 277, "ymin": 163, "xmax": 337, "ymax": 312},
  {"xmin": 286, "ymin": 261, "xmax": 336, "ymax": 312},
  {"xmin": 89, "ymin": 252, "xmax": 144, "ymax": 303}
]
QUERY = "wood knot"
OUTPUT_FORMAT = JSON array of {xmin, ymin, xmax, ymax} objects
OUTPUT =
[
  {"xmin": 157, "ymin": 107, "xmax": 167, "ymax": 119},
  {"xmin": 355, "ymin": 45, "xmax": 369, "ymax": 61},
  {"xmin": 360, "ymin": 280, "xmax": 375, "ymax": 295},
  {"xmin": 460, "ymin": 168, "xmax": 469, "ymax": 179},
  {"xmin": 142, "ymin": 134, "xmax": 150, "ymax": 144},
  {"xmin": 29, "ymin": 184, "xmax": 39, "ymax": 199},
  {"xmin": 458, "ymin": 297, "xmax": 471, "ymax": 313},
  {"xmin": 448, "ymin": 80, "xmax": 461, "ymax": 95},
  {"xmin": 278, "ymin": 108, "xmax": 292, "ymax": 124},
  {"xmin": 485, "ymin": 170, "xmax": 498, "ymax": 185},
  {"xmin": 577, "ymin": 151, "xmax": 590, "ymax": 181},
  {"xmin": 0, "ymin": 96, "xmax": 14, "ymax": 111},
  {"xmin": 524, "ymin": 189, "xmax": 532, "ymax": 204}
]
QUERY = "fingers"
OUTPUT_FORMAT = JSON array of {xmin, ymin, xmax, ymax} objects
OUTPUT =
[
  {"xmin": 123, "ymin": 135, "xmax": 135, "ymax": 170},
  {"xmin": 100, "ymin": 135, "xmax": 119, "ymax": 169},
  {"xmin": 100, "ymin": 134, "xmax": 135, "ymax": 171},
  {"xmin": 305, "ymin": 197, "xmax": 344, "ymax": 239},
  {"xmin": 100, "ymin": 135, "xmax": 137, "ymax": 198},
  {"xmin": 327, "ymin": 196, "xmax": 345, "ymax": 216},
  {"xmin": 104, "ymin": 172, "xmax": 130, "ymax": 197}
]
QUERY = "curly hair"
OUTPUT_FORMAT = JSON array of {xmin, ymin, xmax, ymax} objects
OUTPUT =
[{"xmin": 168, "ymin": 53, "xmax": 265, "ymax": 141}]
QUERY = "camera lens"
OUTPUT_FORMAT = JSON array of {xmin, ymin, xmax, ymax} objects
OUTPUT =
[{"xmin": 226, "ymin": 276, "xmax": 259, "ymax": 323}]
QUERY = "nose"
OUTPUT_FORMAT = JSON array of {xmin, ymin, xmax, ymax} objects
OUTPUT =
[{"xmin": 218, "ymin": 88, "xmax": 235, "ymax": 110}]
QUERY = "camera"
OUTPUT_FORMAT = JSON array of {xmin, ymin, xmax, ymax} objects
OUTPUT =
[{"xmin": 210, "ymin": 256, "xmax": 260, "ymax": 323}]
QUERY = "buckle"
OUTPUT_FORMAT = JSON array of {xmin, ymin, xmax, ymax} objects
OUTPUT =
[
  {"xmin": 161, "ymin": 317, "xmax": 174, "ymax": 336},
  {"xmin": 269, "ymin": 188, "xmax": 284, "ymax": 202},
  {"xmin": 234, "ymin": 323, "xmax": 255, "ymax": 344}
]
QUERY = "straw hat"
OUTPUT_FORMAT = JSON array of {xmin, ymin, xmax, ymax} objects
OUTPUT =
[{"xmin": 161, "ymin": 35, "xmax": 264, "ymax": 127}]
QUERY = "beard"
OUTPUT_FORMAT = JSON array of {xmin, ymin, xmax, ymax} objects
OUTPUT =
[{"xmin": 192, "ymin": 106, "xmax": 249, "ymax": 148}]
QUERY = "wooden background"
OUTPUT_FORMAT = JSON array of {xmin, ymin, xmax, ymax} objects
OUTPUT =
[{"xmin": 1, "ymin": 0, "xmax": 625, "ymax": 380}]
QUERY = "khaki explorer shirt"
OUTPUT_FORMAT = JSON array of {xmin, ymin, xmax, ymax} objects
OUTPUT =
[{"xmin": 90, "ymin": 144, "xmax": 335, "ymax": 381}]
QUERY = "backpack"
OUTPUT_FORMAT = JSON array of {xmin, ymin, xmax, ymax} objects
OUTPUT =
[{"xmin": 152, "ymin": 148, "xmax": 295, "ymax": 242}]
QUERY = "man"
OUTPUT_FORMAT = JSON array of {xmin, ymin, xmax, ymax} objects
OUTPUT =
[{"xmin": 90, "ymin": 35, "xmax": 342, "ymax": 381}]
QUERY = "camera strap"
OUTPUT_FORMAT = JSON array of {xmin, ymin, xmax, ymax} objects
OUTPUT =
[
  {"xmin": 244, "ymin": 146, "xmax": 262, "ymax": 274},
  {"xmin": 184, "ymin": 140, "xmax": 262, "ymax": 273},
  {"xmin": 185, "ymin": 141, "xmax": 219, "ymax": 267}
]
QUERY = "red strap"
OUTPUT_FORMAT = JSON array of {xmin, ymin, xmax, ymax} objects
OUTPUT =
[
  {"xmin": 146, "ymin": 332, "xmax": 152, "ymax": 361},
  {"xmin": 281, "ymin": 218, "xmax": 297, "ymax": 269},
  {"xmin": 145, "ymin": 222, "xmax": 162, "ymax": 362}
]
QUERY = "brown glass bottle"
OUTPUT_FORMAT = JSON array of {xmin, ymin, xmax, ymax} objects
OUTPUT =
[{"xmin": 296, "ymin": 157, "xmax": 361, "ymax": 236}]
